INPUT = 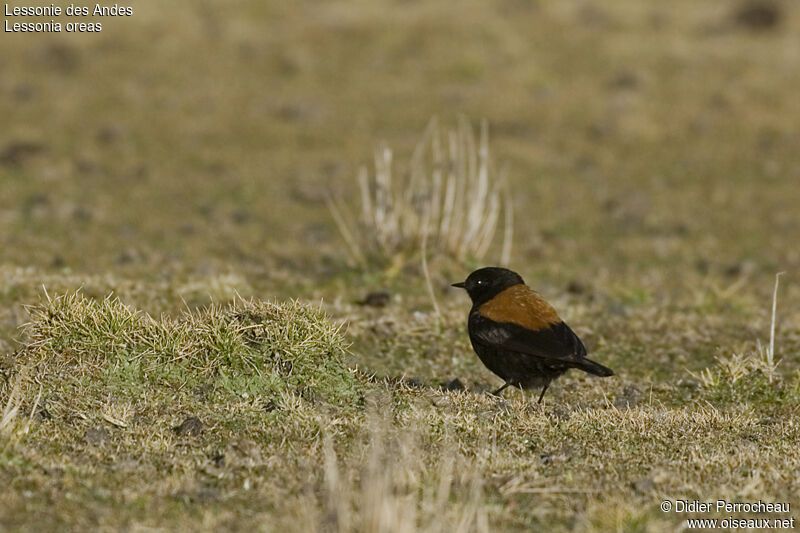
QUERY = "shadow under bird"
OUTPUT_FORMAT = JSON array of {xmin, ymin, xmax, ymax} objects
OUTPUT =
[{"xmin": 452, "ymin": 267, "xmax": 613, "ymax": 403}]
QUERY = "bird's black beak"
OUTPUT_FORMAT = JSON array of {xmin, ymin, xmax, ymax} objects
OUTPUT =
[{"xmin": 451, "ymin": 281, "xmax": 466, "ymax": 289}]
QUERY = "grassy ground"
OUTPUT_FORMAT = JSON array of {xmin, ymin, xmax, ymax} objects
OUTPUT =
[{"xmin": 2, "ymin": 0, "xmax": 800, "ymax": 531}]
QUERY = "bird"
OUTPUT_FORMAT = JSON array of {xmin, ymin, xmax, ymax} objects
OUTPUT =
[{"xmin": 452, "ymin": 267, "xmax": 613, "ymax": 403}]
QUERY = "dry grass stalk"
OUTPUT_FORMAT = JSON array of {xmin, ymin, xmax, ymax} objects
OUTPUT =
[
  {"xmin": 420, "ymin": 208, "xmax": 442, "ymax": 320},
  {"xmin": 330, "ymin": 118, "xmax": 513, "ymax": 266},
  {"xmin": 321, "ymin": 409, "xmax": 489, "ymax": 533},
  {"xmin": 764, "ymin": 271, "xmax": 785, "ymax": 379},
  {"xmin": 0, "ymin": 370, "xmax": 41, "ymax": 446}
]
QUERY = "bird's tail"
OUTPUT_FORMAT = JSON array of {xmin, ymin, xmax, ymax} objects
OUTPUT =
[{"xmin": 577, "ymin": 358, "xmax": 614, "ymax": 377}]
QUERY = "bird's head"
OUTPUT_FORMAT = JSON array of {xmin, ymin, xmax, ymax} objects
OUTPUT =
[{"xmin": 451, "ymin": 267, "xmax": 525, "ymax": 306}]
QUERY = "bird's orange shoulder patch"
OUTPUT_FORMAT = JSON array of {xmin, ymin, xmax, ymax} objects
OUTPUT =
[{"xmin": 478, "ymin": 284, "xmax": 561, "ymax": 331}]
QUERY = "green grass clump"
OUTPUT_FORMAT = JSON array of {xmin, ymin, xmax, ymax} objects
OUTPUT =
[{"xmin": 19, "ymin": 292, "xmax": 361, "ymax": 405}]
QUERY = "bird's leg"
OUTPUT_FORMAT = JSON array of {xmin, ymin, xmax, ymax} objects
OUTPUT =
[
  {"xmin": 537, "ymin": 381, "xmax": 551, "ymax": 404},
  {"xmin": 491, "ymin": 383, "xmax": 510, "ymax": 396}
]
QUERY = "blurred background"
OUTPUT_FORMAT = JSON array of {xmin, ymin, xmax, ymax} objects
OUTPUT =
[
  {"xmin": 2, "ymin": 0, "xmax": 798, "ymax": 301},
  {"xmin": 3, "ymin": 4, "xmax": 800, "ymax": 529}
]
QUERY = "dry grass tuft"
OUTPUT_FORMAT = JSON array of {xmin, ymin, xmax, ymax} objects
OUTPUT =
[
  {"xmin": 18, "ymin": 291, "xmax": 362, "ymax": 405},
  {"xmin": 328, "ymin": 118, "xmax": 513, "ymax": 266},
  {"xmin": 691, "ymin": 272, "xmax": 786, "ymax": 389}
]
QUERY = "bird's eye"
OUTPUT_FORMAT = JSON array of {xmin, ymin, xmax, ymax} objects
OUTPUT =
[{"xmin": 476, "ymin": 279, "xmax": 484, "ymax": 285}]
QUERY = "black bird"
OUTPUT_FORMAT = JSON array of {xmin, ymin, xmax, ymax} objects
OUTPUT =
[{"xmin": 452, "ymin": 267, "xmax": 613, "ymax": 403}]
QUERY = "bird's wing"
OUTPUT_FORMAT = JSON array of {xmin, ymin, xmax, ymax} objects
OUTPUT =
[
  {"xmin": 472, "ymin": 283, "xmax": 587, "ymax": 362},
  {"xmin": 470, "ymin": 313, "xmax": 587, "ymax": 363}
]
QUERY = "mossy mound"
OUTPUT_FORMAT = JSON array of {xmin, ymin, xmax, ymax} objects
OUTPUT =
[{"xmin": 18, "ymin": 292, "xmax": 362, "ymax": 406}]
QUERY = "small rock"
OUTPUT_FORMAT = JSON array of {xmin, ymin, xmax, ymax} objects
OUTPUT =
[
  {"xmin": 404, "ymin": 377, "xmax": 423, "ymax": 388},
  {"xmin": 0, "ymin": 141, "xmax": 47, "ymax": 166},
  {"xmin": 566, "ymin": 280, "xmax": 586, "ymax": 295},
  {"xmin": 173, "ymin": 417, "xmax": 203, "ymax": 437},
  {"xmin": 608, "ymin": 70, "xmax": 641, "ymax": 91},
  {"xmin": 672, "ymin": 223, "xmax": 689, "ymax": 236},
  {"xmin": 442, "ymin": 378, "xmax": 464, "ymax": 391},
  {"xmin": 357, "ymin": 291, "xmax": 391, "ymax": 308},
  {"xmin": 40, "ymin": 42, "xmax": 81, "ymax": 73},
  {"xmin": 723, "ymin": 261, "xmax": 755, "ymax": 277},
  {"xmin": 723, "ymin": 263, "xmax": 743, "ymax": 277},
  {"xmin": 733, "ymin": 1, "xmax": 781, "ymax": 31}
]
